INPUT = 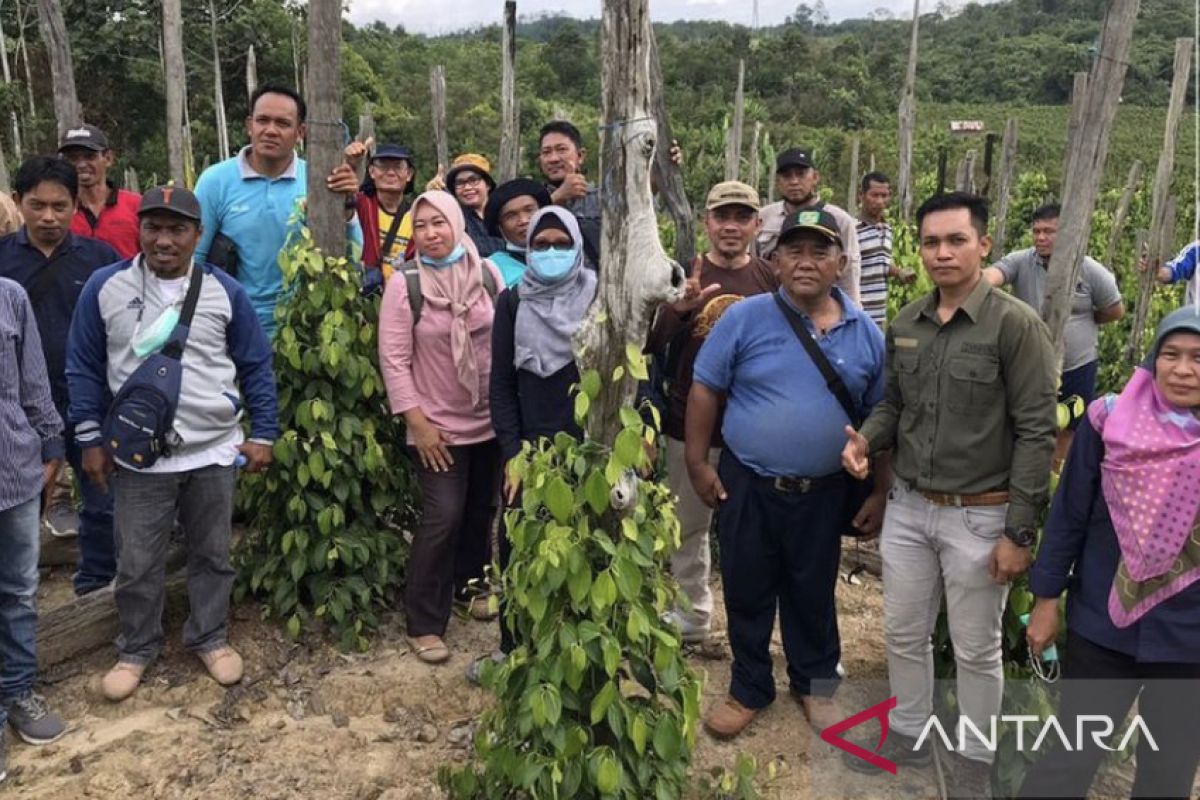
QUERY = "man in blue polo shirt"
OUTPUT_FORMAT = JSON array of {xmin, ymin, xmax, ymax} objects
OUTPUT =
[
  {"xmin": 0, "ymin": 156, "xmax": 120, "ymax": 596},
  {"xmin": 686, "ymin": 207, "xmax": 886, "ymax": 740},
  {"xmin": 194, "ymin": 84, "xmax": 359, "ymax": 337}
]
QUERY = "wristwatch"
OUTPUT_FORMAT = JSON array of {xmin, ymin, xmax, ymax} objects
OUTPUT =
[{"xmin": 1003, "ymin": 526, "xmax": 1037, "ymax": 548}]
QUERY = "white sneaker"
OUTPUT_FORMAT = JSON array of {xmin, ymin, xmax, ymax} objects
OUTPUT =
[
  {"xmin": 44, "ymin": 502, "xmax": 79, "ymax": 538},
  {"xmin": 661, "ymin": 610, "xmax": 708, "ymax": 644}
]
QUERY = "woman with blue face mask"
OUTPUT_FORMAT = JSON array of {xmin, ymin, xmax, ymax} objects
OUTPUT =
[{"xmin": 466, "ymin": 206, "xmax": 597, "ymax": 683}]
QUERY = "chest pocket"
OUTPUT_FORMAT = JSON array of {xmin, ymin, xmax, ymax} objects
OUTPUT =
[
  {"xmin": 946, "ymin": 355, "xmax": 1000, "ymax": 412},
  {"xmin": 894, "ymin": 349, "xmax": 921, "ymax": 400}
]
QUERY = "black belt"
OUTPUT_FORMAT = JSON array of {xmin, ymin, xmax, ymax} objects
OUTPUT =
[{"xmin": 757, "ymin": 471, "xmax": 846, "ymax": 495}]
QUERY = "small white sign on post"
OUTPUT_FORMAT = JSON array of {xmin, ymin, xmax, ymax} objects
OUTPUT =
[{"xmin": 950, "ymin": 120, "xmax": 986, "ymax": 134}]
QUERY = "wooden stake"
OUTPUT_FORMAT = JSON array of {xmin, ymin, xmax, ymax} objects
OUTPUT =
[
  {"xmin": 954, "ymin": 149, "xmax": 977, "ymax": 193},
  {"xmin": 649, "ymin": 25, "xmax": 695, "ymax": 270},
  {"xmin": 575, "ymin": 0, "xmax": 684, "ymax": 443},
  {"xmin": 498, "ymin": 1, "xmax": 520, "ymax": 182},
  {"xmin": 246, "ymin": 44, "xmax": 258, "ymax": 102},
  {"xmin": 34, "ymin": 0, "xmax": 79, "ymax": 137},
  {"xmin": 991, "ymin": 118, "xmax": 1019, "ymax": 257},
  {"xmin": 748, "ymin": 121, "xmax": 763, "ymax": 194},
  {"xmin": 430, "ymin": 64, "xmax": 449, "ymax": 174},
  {"xmin": 1042, "ymin": 0, "xmax": 1141, "ymax": 362},
  {"xmin": 1105, "ymin": 160, "xmax": 1143, "ymax": 268},
  {"xmin": 935, "ymin": 146, "xmax": 947, "ymax": 194},
  {"xmin": 897, "ymin": 0, "xmax": 920, "ymax": 220},
  {"xmin": 305, "ymin": 0, "xmax": 345, "ymax": 259},
  {"xmin": 1061, "ymin": 72, "xmax": 1089, "ymax": 190},
  {"xmin": 846, "ymin": 135, "xmax": 861, "ymax": 218},
  {"xmin": 725, "ymin": 58, "xmax": 745, "ymax": 182},
  {"xmin": 124, "ymin": 167, "xmax": 139, "ymax": 193},
  {"xmin": 209, "ymin": 0, "xmax": 230, "ymax": 160},
  {"xmin": 162, "ymin": 0, "xmax": 186, "ymax": 185}
]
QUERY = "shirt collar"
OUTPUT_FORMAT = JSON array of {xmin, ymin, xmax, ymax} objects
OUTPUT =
[
  {"xmin": 105, "ymin": 179, "xmax": 119, "ymax": 207},
  {"xmin": 777, "ymin": 285, "xmax": 854, "ymax": 332},
  {"xmin": 16, "ymin": 227, "xmax": 77, "ymax": 256},
  {"xmin": 920, "ymin": 274, "xmax": 991, "ymax": 324},
  {"xmin": 237, "ymin": 146, "xmax": 298, "ymax": 180}
]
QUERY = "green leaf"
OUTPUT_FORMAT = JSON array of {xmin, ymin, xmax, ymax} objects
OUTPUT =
[
  {"xmin": 590, "ymin": 681, "xmax": 617, "ymax": 724},
  {"xmin": 574, "ymin": 391, "xmax": 590, "ymax": 423},
  {"xmin": 619, "ymin": 407, "xmax": 643, "ymax": 430},
  {"xmin": 614, "ymin": 428, "xmax": 643, "ymax": 469},
  {"xmin": 286, "ymin": 614, "xmax": 301, "ymax": 639},
  {"xmin": 625, "ymin": 342, "xmax": 649, "ymax": 381},
  {"xmin": 596, "ymin": 754, "xmax": 619, "ymax": 796},
  {"xmin": 567, "ymin": 561, "xmax": 593, "ymax": 605},
  {"xmin": 611, "ymin": 365, "xmax": 625, "ymax": 383},
  {"xmin": 601, "ymin": 636, "xmax": 620, "ymax": 677},
  {"xmin": 653, "ymin": 714, "xmax": 681, "ymax": 761},
  {"xmin": 630, "ymin": 713, "xmax": 648, "ymax": 755},
  {"xmin": 580, "ymin": 369, "xmax": 601, "ymax": 399},
  {"xmin": 545, "ymin": 476, "xmax": 574, "ymax": 524},
  {"xmin": 621, "ymin": 517, "xmax": 638, "ymax": 542},
  {"xmin": 584, "ymin": 470, "xmax": 610, "ymax": 515},
  {"xmin": 591, "ymin": 570, "xmax": 617, "ymax": 613}
]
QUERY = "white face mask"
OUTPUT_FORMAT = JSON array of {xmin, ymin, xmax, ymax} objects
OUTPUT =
[{"xmin": 132, "ymin": 303, "xmax": 181, "ymax": 358}]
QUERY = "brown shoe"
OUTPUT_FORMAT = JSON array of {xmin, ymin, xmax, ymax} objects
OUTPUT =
[
  {"xmin": 406, "ymin": 635, "xmax": 451, "ymax": 665},
  {"xmin": 797, "ymin": 694, "xmax": 842, "ymax": 733},
  {"xmin": 702, "ymin": 696, "xmax": 758, "ymax": 740},
  {"xmin": 198, "ymin": 646, "xmax": 244, "ymax": 686},
  {"xmin": 101, "ymin": 661, "xmax": 146, "ymax": 702},
  {"xmin": 466, "ymin": 595, "xmax": 498, "ymax": 622}
]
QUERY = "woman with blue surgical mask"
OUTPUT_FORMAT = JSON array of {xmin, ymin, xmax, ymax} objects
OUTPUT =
[{"xmin": 465, "ymin": 206, "xmax": 597, "ymax": 683}]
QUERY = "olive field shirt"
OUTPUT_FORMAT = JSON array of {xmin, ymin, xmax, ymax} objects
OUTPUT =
[{"xmin": 858, "ymin": 278, "xmax": 1057, "ymax": 529}]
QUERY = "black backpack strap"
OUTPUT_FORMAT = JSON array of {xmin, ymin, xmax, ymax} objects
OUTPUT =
[
  {"xmin": 403, "ymin": 260, "xmax": 497, "ymax": 328},
  {"xmin": 161, "ymin": 267, "xmax": 205, "ymax": 361},
  {"xmin": 481, "ymin": 263, "xmax": 498, "ymax": 301},
  {"xmin": 377, "ymin": 200, "xmax": 408, "ymax": 267},
  {"xmin": 772, "ymin": 293, "xmax": 860, "ymax": 427}
]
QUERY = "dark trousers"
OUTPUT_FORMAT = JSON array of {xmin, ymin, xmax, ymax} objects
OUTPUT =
[
  {"xmin": 65, "ymin": 432, "xmax": 117, "ymax": 595},
  {"xmin": 715, "ymin": 451, "xmax": 846, "ymax": 708},
  {"xmin": 1018, "ymin": 631, "xmax": 1200, "ymax": 800},
  {"xmin": 405, "ymin": 440, "xmax": 501, "ymax": 637},
  {"xmin": 497, "ymin": 495, "xmax": 516, "ymax": 654}
]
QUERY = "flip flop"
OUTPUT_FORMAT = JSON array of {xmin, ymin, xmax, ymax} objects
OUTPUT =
[{"xmin": 406, "ymin": 636, "xmax": 451, "ymax": 664}]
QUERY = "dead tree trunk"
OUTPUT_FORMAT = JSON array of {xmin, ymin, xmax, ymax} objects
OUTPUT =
[
  {"xmin": 1061, "ymin": 72, "xmax": 1089, "ymax": 190},
  {"xmin": 575, "ymin": 0, "xmax": 684, "ymax": 444},
  {"xmin": 305, "ymin": 0, "xmax": 344, "ymax": 259},
  {"xmin": 209, "ymin": 0, "xmax": 230, "ymax": 160},
  {"xmin": 954, "ymin": 149, "xmax": 977, "ymax": 193},
  {"xmin": 124, "ymin": 167, "xmax": 139, "ymax": 193},
  {"xmin": 162, "ymin": 0, "xmax": 186, "ymax": 186},
  {"xmin": 14, "ymin": 0, "xmax": 35, "ymax": 118},
  {"xmin": 498, "ymin": 1, "xmax": 520, "ymax": 182},
  {"xmin": 748, "ymin": 120, "xmax": 763, "ymax": 194},
  {"xmin": 991, "ymin": 118, "xmax": 1019, "ymax": 256},
  {"xmin": 1105, "ymin": 160, "xmax": 1143, "ymax": 268},
  {"xmin": 1126, "ymin": 39, "xmax": 1191, "ymax": 367},
  {"xmin": 291, "ymin": 15, "xmax": 303, "ymax": 97},
  {"xmin": 846, "ymin": 135, "xmax": 861, "ymax": 218},
  {"xmin": 430, "ymin": 64, "xmax": 449, "ymax": 174},
  {"xmin": 648, "ymin": 25, "xmax": 695, "ymax": 270},
  {"xmin": 724, "ymin": 59, "xmax": 745, "ymax": 182},
  {"xmin": 34, "ymin": 0, "xmax": 79, "ymax": 137},
  {"xmin": 897, "ymin": 0, "xmax": 920, "ymax": 220},
  {"xmin": 1042, "ymin": 0, "xmax": 1140, "ymax": 362},
  {"xmin": 246, "ymin": 44, "xmax": 258, "ymax": 102},
  {"xmin": 0, "ymin": 14, "xmax": 22, "ymax": 156}
]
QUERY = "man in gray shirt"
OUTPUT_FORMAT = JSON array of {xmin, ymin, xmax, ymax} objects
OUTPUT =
[{"xmin": 984, "ymin": 202, "xmax": 1124, "ymax": 464}]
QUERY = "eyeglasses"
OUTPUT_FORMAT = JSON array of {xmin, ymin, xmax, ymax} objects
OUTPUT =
[{"xmin": 454, "ymin": 174, "xmax": 484, "ymax": 189}]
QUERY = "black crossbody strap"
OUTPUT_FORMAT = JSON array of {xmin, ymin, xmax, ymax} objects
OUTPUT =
[
  {"xmin": 161, "ymin": 267, "xmax": 204, "ymax": 360},
  {"xmin": 377, "ymin": 198, "xmax": 409, "ymax": 266},
  {"xmin": 772, "ymin": 293, "xmax": 861, "ymax": 427}
]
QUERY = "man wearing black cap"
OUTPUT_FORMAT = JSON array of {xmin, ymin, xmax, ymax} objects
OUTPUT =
[
  {"xmin": 67, "ymin": 185, "xmax": 279, "ymax": 703},
  {"xmin": 687, "ymin": 207, "xmax": 886, "ymax": 740},
  {"xmin": 758, "ymin": 148, "xmax": 861, "ymax": 306},
  {"xmin": 483, "ymin": 178, "xmax": 553, "ymax": 287},
  {"xmin": 338, "ymin": 140, "xmax": 417, "ymax": 292},
  {"xmin": 58, "ymin": 123, "xmax": 142, "ymax": 259}
]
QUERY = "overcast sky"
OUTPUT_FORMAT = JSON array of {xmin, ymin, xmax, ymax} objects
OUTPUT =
[{"xmin": 346, "ymin": 0, "xmax": 945, "ymax": 36}]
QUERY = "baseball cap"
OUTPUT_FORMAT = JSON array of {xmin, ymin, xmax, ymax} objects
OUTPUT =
[
  {"xmin": 778, "ymin": 207, "xmax": 843, "ymax": 247},
  {"xmin": 705, "ymin": 180, "xmax": 761, "ymax": 212},
  {"xmin": 371, "ymin": 143, "xmax": 414, "ymax": 164},
  {"xmin": 58, "ymin": 123, "xmax": 109, "ymax": 153},
  {"xmin": 776, "ymin": 148, "xmax": 815, "ymax": 172},
  {"xmin": 138, "ymin": 184, "xmax": 202, "ymax": 222},
  {"xmin": 445, "ymin": 153, "xmax": 496, "ymax": 190}
]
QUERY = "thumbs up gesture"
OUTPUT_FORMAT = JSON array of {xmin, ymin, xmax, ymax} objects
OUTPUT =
[{"xmin": 842, "ymin": 425, "xmax": 871, "ymax": 479}]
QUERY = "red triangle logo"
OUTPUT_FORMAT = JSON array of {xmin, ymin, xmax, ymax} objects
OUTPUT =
[{"xmin": 819, "ymin": 696, "xmax": 899, "ymax": 774}]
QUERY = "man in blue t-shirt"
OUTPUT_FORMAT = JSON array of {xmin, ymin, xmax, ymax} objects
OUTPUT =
[{"xmin": 686, "ymin": 207, "xmax": 886, "ymax": 741}]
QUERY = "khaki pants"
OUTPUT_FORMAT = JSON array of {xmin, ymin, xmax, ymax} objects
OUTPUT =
[{"xmin": 665, "ymin": 437, "xmax": 717, "ymax": 632}]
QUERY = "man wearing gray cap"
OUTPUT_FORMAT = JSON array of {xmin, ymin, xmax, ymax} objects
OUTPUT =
[
  {"xmin": 58, "ymin": 123, "xmax": 141, "ymax": 259},
  {"xmin": 66, "ymin": 185, "xmax": 280, "ymax": 702},
  {"xmin": 757, "ymin": 148, "xmax": 861, "ymax": 306}
]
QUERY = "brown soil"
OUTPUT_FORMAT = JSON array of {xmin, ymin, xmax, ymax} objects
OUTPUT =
[{"xmin": 6, "ymin": 561, "xmax": 1156, "ymax": 799}]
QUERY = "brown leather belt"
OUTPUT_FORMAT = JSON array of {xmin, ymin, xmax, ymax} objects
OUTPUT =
[{"xmin": 920, "ymin": 490, "xmax": 1009, "ymax": 507}]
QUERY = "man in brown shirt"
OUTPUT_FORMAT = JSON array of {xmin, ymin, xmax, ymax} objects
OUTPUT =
[
  {"xmin": 842, "ymin": 192, "xmax": 1056, "ymax": 795},
  {"xmin": 648, "ymin": 181, "xmax": 777, "ymax": 643}
]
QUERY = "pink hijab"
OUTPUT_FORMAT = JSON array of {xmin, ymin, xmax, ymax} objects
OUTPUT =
[{"xmin": 410, "ymin": 190, "xmax": 490, "ymax": 405}]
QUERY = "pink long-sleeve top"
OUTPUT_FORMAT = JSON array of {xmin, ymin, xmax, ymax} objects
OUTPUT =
[{"xmin": 378, "ymin": 261, "xmax": 503, "ymax": 446}]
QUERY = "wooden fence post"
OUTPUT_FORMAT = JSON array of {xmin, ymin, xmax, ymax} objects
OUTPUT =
[
  {"xmin": 209, "ymin": 0, "xmax": 230, "ymax": 160},
  {"xmin": 430, "ymin": 64, "xmax": 449, "ymax": 174},
  {"xmin": 954, "ymin": 149, "xmax": 977, "ymax": 193},
  {"xmin": 246, "ymin": 44, "xmax": 258, "ymax": 102},
  {"xmin": 1105, "ymin": 160, "xmax": 1143, "ymax": 268},
  {"xmin": 162, "ymin": 0, "xmax": 186, "ymax": 186},
  {"xmin": 897, "ymin": 0, "xmax": 920, "ymax": 220},
  {"xmin": 498, "ymin": 1, "xmax": 520, "ymax": 182},
  {"xmin": 748, "ymin": 120, "xmax": 763, "ymax": 195},
  {"xmin": 724, "ymin": 59, "xmax": 744, "ymax": 182},
  {"xmin": 991, "ymin": 118, "xmax": 1019, "ymax": 256},
  {"xmin": 305, "ymin": 0, "xmax": 345, "ymax": 259},
  {"xmin": 1061, "ymin": 72, "xmax": 1089, "ymax": 190},
  {"xmin": 846, "ymin": 135, "xmax": 861, "ymax": 217}
]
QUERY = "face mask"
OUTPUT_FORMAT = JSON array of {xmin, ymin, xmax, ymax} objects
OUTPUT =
[
  {"xmin": 528, "ymin": 246, "xmax": 579, "ymax": 283},
  {"xmin": 132, "ymin": 304, "xmax": 181, "ymax": 358},
  {"xmin": 419, "ymin": 243, "xmax": 466, "ymax": 269},
  {"xmin": 505, "ymin": 240, "xmax": 527, "ymax": 254}
]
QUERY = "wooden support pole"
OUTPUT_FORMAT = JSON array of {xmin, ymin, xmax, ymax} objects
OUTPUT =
[
  {"xmin": 991, "ymin": 118, "xmax": 1019, "ymax": 257},
  {"xmin": 124, "ymin": 167, "xmax": 139, "ymax": 193},
  {"xmin": 246, "ymin": 44, "xmax": 258, "ymax": 102},
  {"xmin": 954, "ymin": 149, "xmax": 977, "ymax": 193},
  {"xmin": 305, "ymin": 0, "xmax": 345, "ymax": 259},
  {"xmin": 981, "ymin": 132, "xmax": 997, "ymax": 196},
  {"xmin": 1042, "ymin": 0, "xmax": 1141, "ymax": 363},
  {"xmin": 430, "ymin": 64, "xmax": 449, "ymax": 174},
  {"xmin": 162, "ymin": 0, "xmax": 186, "ymax": 186},
  {"xmin": 897, "ymin": 0, "xmax": 920, "ymax": 220},
  {"xmin": 724, "ymin": 58, "xmax": 745, "ymax": 182},
  {"xmin": 846, "ymin": 135, "xmax": 861, "ymax": 218},
  {"xmin": 935, "ymin": 146, "xmax": 947, "ymax": 194},
  {"xmin": 1061, "ymin": 72, "xmax": 1089, "ymax": 191},
  {"xmin": 15, "ymin": 0, "xmax": 36, "ymax": 119},
  {"xmin": 748, "ymin": 121, "xmax": 763, "ymax": 194},
  {"xmin": 575, "ymin": 0, "xmax": 684, "ymax": 443},
  {"xmin": 209, "ymin": 0, "xmax": 230, "ymax": 160},
  {"xmin": 1105, "ymin": 160, "xmax": 1143, "ymax": 268},
  {"xmin": 0, "ymin": 14, "xmax": 22, "ymax": 156},
  {"xmin": 649, "ymin": 26, "xmax": 695, "ymax": 270},
  {"xmin": 34, "ymin": 0, "xmax": 80, "ymax": 137},
  {"xmin": 498, "ymin": 1, "xmax": 520, "ymax": 182}
]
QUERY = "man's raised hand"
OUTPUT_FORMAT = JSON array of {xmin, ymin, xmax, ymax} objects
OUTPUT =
[{"xmin": 841, "ymin": 425, "xmax": 870, "ymax": 479}]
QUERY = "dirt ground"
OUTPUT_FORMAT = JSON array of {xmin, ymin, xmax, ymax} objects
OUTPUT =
[{"xmin": 6, "ymin": 556, "xmax": 1149, "ymax": 800}]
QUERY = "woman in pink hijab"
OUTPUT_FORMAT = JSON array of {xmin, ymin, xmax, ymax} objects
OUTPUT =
[
  {"xmin": 378, "ymin": 190, "xmax": 504, "ymax": 664},
  {"xmin": 1021, "ymin": 307, "xmax": 1200, "ymax": 799}
]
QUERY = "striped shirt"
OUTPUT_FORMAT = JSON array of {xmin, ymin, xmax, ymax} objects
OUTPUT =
[
  {"xmin": 0, "ymin": 278, "xmax": 64, "ymax": 512},
  {"xmin": 856, "ymin": 219, "xmax": 893, "ymax": 329}
]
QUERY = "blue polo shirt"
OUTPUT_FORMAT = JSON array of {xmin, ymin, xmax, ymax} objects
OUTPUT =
[
  {"xmin": 693, "ymin": 288, "xmax": 885, "ymax": 478},
  {"xmin": 0, "ymin": 229, "xmax": 120, "ymax": 410}
]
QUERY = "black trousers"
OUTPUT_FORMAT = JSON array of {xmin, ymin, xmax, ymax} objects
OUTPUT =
[
  {"xmin": 405, "ymin": 440, "xmax": 501, "ymax": 637},
  {"xmin": 1017, "ymin": 630, "xmax": 1200, "ymax": 800},
  {"xmin": 715, "ymin": 451, "xmax": 846, "ymax": 708}
]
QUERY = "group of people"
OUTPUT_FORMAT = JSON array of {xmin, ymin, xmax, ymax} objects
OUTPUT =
[{"xmin": 1, "ymin": 80, "xmax": 1198, "ymax": 800}]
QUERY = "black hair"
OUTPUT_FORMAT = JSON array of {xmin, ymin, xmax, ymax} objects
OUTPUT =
[
  {"xmin": 249, "ymin": 84, "xmax": 307, "ymax": 123},
  {"xmin": 1031, "ymin": 203, "xmax": 1061, "ymax": 223},
  {"xmin": 14, "ymin": 156, "xmax": 78, "ymax": 199},
  {"xmin": 860, "ymin": 171, "xmax": 891, "ymax": 193},
  {"xmin": 538, "ymin": 120, "xmax": 583, "ymax": 151},
  {"xmin": 915, "ymin": 192, "xmax": 988, "ymax": 238}
]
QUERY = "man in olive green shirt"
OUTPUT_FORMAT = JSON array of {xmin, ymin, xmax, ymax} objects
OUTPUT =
[{"xmin": 842, "ymin": 193, "xmax": 1056, "ymax": 794}]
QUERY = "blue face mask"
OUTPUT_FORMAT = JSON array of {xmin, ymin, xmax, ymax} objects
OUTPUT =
[
  {"xmin": 528, "ymin": 246, "xmax": 579, "ymax": 283},
  {"xmin": 419, "ymin": 243, "xmax": 466, "ymax": 269}
]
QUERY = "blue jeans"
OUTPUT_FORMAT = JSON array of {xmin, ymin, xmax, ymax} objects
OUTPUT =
[
  {"xmin": 66, "ymin": 436, "xmax": 117, "ymax": 595},
  {"xmin": 0, "ymin": 495, "xmax": 41, "ymax": 727}
]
